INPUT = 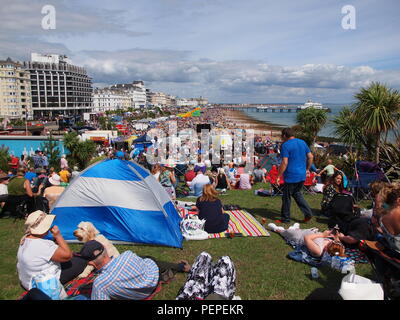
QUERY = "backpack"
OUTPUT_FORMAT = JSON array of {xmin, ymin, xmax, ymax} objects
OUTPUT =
[{"xmin": 327, "ymin": 193, "xmax": 360, "ymax": 231}]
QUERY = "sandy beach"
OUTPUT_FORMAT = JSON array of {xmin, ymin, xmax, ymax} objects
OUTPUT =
[{"xmin": 223, "ymin": 109, "xmax": 282, "ymax": 140}]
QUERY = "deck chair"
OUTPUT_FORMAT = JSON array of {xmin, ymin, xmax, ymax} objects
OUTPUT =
[
  {"xmin": 174, "ymin": 164, "xmax": 188, "ymax": 182},
  {"xmin": 350, "ymin": 172, "xmax": 380, "ymax": 202},
  {"xmin": 2, "ymin": 195, "xmax": 31, "ymax": 220},
  {"xmin": 361, "ymin": 240, "xmax": 400, "ymax": 300},
  {"xmin": 266, "ymin": 166, "xmax": 284, "ymax": 196},
  {"xmin": 349, "ymin": 160, "xmax": 389, "ymax": 202},
  {"xmin": 303, "ymin": 172, "xmax": 317, "ymax": 195}
]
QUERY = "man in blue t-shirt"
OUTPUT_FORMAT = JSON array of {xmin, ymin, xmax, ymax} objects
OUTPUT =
[{"xmin": 276, "ymin": 128, "xmax": 314, "ymax": 223}]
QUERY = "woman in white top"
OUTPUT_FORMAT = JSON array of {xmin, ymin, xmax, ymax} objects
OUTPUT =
[
  {"xmin": 17, "ymin": 210, "xmax": 87, "ymax": 290},
  {"xmin": 0, "ymin": 172, "xmax": 9, "ymax": 207},
  {"xmin": 151, "ymin": 163, "xmax": 162, "ymax": 181},
  {"xmin": 268, "ymin": 223, "xmax": 346, "ymax": 258}
]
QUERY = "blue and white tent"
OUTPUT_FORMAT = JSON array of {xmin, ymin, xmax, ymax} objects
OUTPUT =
[{"xmin": 50, "ymin": 159, "xmax": 183, "ymax": 248}]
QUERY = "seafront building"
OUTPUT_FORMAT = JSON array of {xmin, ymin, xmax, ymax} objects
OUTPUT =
[
  {"xmin": 0, "ymin": 58, "xmax": 33, "ymax": 120},
  {"xmin": 109, "ymin": 81, "xmax": 147, "ymax": 109},
  {"xmin": 176, "ymin": 97, "xmax": 208, "ymax": 107},
  {"xmin": 147, "ymin": 91, "xmax": 176, "ymax": 107},
  {"xmin": 93, "ymin": 88, "xmax": 131, "ymax": 112},
  {"xmin": 23, "ymin": 53, "xmax": 93, "ymax": 119}
]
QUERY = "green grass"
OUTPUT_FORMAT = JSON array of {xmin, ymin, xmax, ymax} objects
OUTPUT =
[{"xmin": 0, "ymin": 183, "xmax": 375, "ymax": 300}]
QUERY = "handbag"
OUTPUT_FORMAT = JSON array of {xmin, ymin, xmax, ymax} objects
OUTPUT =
[
  {"xmin": 338, "ymin": 272, "xmax": 384, "ymax": 300},
  {"xmin": 180, "ymin": 215, "xmax": 209, "ymax": 240},
  {"xmin": 30, "ymin": 265, "xmax": 67, "ymax": 300}
]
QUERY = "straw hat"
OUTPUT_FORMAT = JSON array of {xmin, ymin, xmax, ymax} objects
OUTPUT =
[
  {"xmin": 164, "ymin": 159, "xmax": 176, "ymax": 168},
  {"xmin": 49, "ymin": 174, "xmax": 61, "ymax": 186},
  {"xmin": 25, "ymin": 210, "xmax": 56, "ymax": 235},
  {"xmin": 0, "ymin": 172, "xmax": 9, "ymax": 180}
]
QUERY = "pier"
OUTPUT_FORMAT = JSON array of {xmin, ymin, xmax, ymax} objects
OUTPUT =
[{"xmin": 216, "ymin": 104, "xmax": 331, "ymax": 113}]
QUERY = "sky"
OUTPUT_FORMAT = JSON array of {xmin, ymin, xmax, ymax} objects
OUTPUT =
[{"xmin": 1, "ymin": 0, "xmax": 399, "ymax": 103}]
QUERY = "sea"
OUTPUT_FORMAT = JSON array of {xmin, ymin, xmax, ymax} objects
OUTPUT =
[{"xmin": 243, "ymin": 103, "xmax": 398, "ymax": 141}]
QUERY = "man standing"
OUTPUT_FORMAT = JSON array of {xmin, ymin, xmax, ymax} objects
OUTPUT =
[{"xmin": 276, "ymin": 128, "xmax": 314, "ymax": 224}]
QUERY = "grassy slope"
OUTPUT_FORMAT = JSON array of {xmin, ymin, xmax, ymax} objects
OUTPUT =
[{"xmin": 0, "ymin": 183, "xmax": 375, "ymax": 300}]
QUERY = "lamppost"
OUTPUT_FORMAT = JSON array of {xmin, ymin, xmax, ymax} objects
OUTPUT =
[{"xmin": 22, "ymin": 106, "xmax": 28, "ymax": 135}]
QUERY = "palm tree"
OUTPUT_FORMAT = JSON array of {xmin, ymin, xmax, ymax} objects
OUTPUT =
[
  {"xmin": 0, "ymin": 145, "xmax": 10, "ymax": 172},
  {"xmin": 73, "ymin": 140, "xmax": 97, "ymax": 169},
  {"xmin": 40, "ymin": 132, "xmax": 61, "ymax": 168},
  {"xmin": 331, "ymin": 107, "xmax": 363, "ymax": 152},
  {"xmin": 63, "ymin": 132, "xmax": 97, "ymax": 169},
  {"xmin": 296, "ymin": 107, "xmax": 328, "ymax": 150},
  {"xmin": 353, "ymin": 82, "xmax": 400, "ymax": 163}
]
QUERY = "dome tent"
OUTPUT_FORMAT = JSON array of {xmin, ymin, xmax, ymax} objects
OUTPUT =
[{"xmin": 48, "ymin": 159, "xmax": 183, "ymax": 248}]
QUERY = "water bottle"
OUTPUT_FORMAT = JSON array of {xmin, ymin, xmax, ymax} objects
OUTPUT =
[
  {"xmin": 341, "ymin": 258, "xmax": 356, "ymax": 274},
  {"xmin": 341, "ymin": 263, "xmax": 355, "ymax": 274},
  {"xmin": 311, "ymin": 267, "xmax": 319, "ymax": 279},
  {"xmin": 331, "ymin": 253, "xmax": 340, "ymax": 271}
]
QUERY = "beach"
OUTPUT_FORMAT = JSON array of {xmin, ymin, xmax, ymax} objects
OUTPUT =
[{"xmin": 223, "ymin": 108, "xmax": 282, "ymax": 140}]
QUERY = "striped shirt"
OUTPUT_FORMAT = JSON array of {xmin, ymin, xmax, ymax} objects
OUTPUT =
[{"xmin": 91, "ymin": 251, "xmax": 159, "ymax": 300}]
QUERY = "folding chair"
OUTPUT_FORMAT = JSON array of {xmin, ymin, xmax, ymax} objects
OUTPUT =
[
  {"xmin": 174, "ymin": 164, "xmax": 188, "ymax": 183},
  {"xmin": 266, "ymin": 167, "xmax": 284, "ymax": 196},
  {"xmin": 350, "ymin": 172, "xmax": 380, "ymax": 202},
  {"xmin": 303, "ymin": 172, "xmax": 317, "ymax": 195},
  {"xmin": 2, "ymin": 195, "xmax": 30, "ymax": 220},
  {"xmin": 361, "ymin": 240, "xmax": 400, "ymax": 300}
]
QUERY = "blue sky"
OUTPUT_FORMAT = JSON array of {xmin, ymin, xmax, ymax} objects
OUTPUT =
[{"xmin": 1, "ymin": 0, "xmax": 399, "ymax": 103}]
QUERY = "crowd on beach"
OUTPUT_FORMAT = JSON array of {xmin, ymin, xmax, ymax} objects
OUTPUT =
[{"xmin": 2, "ymin": 107, "xmax": 400, "ymax": 301}]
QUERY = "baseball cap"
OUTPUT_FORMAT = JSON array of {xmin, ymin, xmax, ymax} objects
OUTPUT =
[{"xmin": 77, "ymin": 240, "xmax": 105, "ymax": 261}]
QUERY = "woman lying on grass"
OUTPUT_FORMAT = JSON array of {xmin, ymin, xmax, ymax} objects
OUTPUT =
[{"xmin": 268, "ymin": 223, "xmax": 346, "ymax": 258}]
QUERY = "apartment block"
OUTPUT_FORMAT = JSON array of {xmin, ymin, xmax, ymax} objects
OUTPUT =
[
  {"xmin": 24, "ymin": 53, "xmax": 93, "ymax": 119},
  {"xmin": 0, "ymin": 58, "xmax": 32, "ymax": 119}
]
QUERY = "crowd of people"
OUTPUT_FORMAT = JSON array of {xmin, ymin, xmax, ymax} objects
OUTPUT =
[
  {"xmin": 0, "ymin": 154, "xmax": 81, "ymax": 217},
  {"xmin": 4, "ymin": 106, "xmax": 400, "ymax": 301}
]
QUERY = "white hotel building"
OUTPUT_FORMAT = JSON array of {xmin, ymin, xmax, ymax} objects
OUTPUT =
[
  {"xmin": 93, "ymin": 88, "xmax": 131, "ymax": 112},
  {"xmin": 109, "ymin": 81, "xmax": 147, "ymax": 109}
]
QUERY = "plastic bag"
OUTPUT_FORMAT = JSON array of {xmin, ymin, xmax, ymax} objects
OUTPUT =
[
  {"xmin": 30, "ymin": 266, "xmax": 67, "ymax": 300},
  {"xmin": 338, "ymin": 272, "xmax": 384, "ymax": 300},
  {"xmin": 180, "ymin": 215, "xmax": 209, "ymax": 240}
]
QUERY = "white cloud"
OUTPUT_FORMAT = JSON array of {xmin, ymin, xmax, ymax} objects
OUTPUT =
[{"xmin": 72, "ymin": 48, "xmax": 400, "ymax": 102}]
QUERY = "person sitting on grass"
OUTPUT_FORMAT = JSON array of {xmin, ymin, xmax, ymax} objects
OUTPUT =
[
  {"xmin": 159, "ymin": 161, "xmax": 177, "ymax": 200},
  {"xmin": 184, "ymin": 164, "xmax": 196, "ymax": 183},
  {"xmin": 215, "ymin": 168, "xmax": 230, "ymax": 193},
  {"xmin": 375, "ymin": 184, "xmax": 400, "ymax": 254},
  {"xmin": 368, "ymin": 181, "xmax": 391, "ymax": 218},
  {"xmin": 187, "ymin": 165, "xmax": 210, "ymax": 197},
  {"xmin": 38, "ymin": 174, "xmax": 65, "ymax": 210},
  {"xmin": 320, "ymin": 172, "xmax": 345, "ymax": 217},
  {"xmin": 268, "ymin": 222, "xmax": 346, "ymax": 258},
  {"xmin": 78, "ymin": 240, "xmax": 191, "ymax": 300},
  {"xmin": 238, "ymin": 170, "xmax": 254, "ymax": 190},
  {"xmin": 253, "ymin": 165, "xmax": 267, "ymax": 183},
  {"xmin": 17, "ymin": 210, "xmax": 89, "ymax": 291},
  {"xmin": 194, "ymin": 184, "xmax": 230, "ymax": 234},
  {"xmin": 59, "ymin": 166, "xmax": 71, "ymax": 185},
  {"xmin": 5, "ymin": 167, "xmax": 35, "ymax": 214}
]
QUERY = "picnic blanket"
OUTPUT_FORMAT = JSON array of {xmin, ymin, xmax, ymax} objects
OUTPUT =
[
  {"xmin": 345, "ymin": 247, "xmax": 369, "ymax": 264},
  {"xmin": 64, "ymin": 273, "xmax": 97, "ymax": 298},
  {"xmin": 285, "ymin": 239, "xmax": 368, "ymax": 268},
  {"xmin": 20, "ymin": 273, "xmax": 167, "ymax": 300},
  {"xmin": 178, "ymin": 208, "xmax": 270, "ymax": 239}
]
